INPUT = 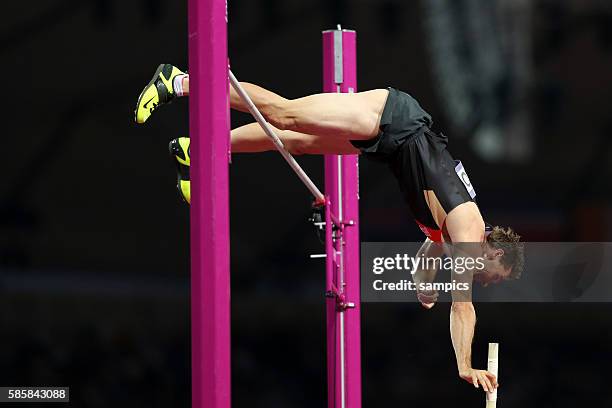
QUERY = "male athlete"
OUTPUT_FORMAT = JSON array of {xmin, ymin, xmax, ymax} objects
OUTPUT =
[{"xmin": 135, "ymin": 64, "xmax": 524, "ymax": 393}]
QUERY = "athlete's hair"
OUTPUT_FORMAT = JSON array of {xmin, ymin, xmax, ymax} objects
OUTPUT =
[{"xmin": 487, "ymin": 226, "xmax": 524, "ymax": 279}]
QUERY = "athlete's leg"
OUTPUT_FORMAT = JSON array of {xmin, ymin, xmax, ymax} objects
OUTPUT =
[
  {"xmin": 168, "ymin": 123, "xmax": 359, "ymax": 204},
  {"xmin": 233, "ymin": 84, "xmax": 388, "ymax": 141},
  {"xmin": 231, "ymin": 122, "xmax": 360, "ymax": 155},
  {"xmin": 169, "ymin": 123, "xmax": 359, "ymax": 203},
  {"xmin": 178, "ymin": 76, "xmax": 388, "ymax": 141}
]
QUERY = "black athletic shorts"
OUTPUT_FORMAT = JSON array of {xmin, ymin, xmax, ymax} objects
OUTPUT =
[{"xmin": 351, "ymin": 88, "xmax": 477, "ymax": 236}]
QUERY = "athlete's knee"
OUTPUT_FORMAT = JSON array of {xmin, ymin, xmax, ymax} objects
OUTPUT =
[{"xmin": 285, "ymin": 135, "xmax": 315, "ymax": 155}]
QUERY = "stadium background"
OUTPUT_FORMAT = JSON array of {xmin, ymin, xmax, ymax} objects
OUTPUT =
[{"xmin": 1, "ymin": 0, "xmax": 612, "ymax": 406}]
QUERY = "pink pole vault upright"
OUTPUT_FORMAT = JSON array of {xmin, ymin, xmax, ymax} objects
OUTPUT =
[
  {"xmin": 188, "ymin": 0, "xmax": 231, "ymax": 407},
  {"xmin": 322, "ymin": 27, "xmax": 362, "ymax": 408}
]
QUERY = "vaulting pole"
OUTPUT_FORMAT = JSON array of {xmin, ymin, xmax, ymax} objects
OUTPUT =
[
  {"xmin": 188, "ymin": 0, "xmax": 231, "ymax": 407},
  {"xmin": 486, "ymin": 343, "xmax": 499, "ymax": 408},
  {"xmin": 323, "ymin": 27, "xmax": 362, "ymax": 408}
]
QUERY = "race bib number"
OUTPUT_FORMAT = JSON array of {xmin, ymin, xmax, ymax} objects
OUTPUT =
[{"xmin": 454, "ymin": 161, "xmax": 476, "ymax": 199}]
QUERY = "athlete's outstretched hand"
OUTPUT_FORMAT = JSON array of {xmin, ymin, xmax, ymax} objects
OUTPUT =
[
  {"xmin": 459, "ymin": 368, "xmax": 498, "ymax": 393},
  {"xmin": 417, "ymin": 289, "xmax": 439, "ymax": 309}
]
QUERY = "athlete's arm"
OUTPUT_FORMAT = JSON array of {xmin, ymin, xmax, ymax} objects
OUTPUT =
[
  {"xmin": 450, "ymin": 302, "xmax": 496, "ymax": 392},
  {"xmin": 412, "ymin": 238, "xmax": 444, "ymax": 308},
  {"xmin": 444, "ymin": 204, "xmax": 497, "ymax": 392},
  {"xmin": 449, "ymin": 253, "xmax": 498, "ymax": 393}
]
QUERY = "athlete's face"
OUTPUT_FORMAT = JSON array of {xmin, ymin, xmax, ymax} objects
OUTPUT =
[{"xmin": 475, "ymin": 244, "xmax": 513, "ymax": 286}]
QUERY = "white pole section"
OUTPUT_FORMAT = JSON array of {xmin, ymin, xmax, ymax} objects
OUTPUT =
[{"xmin": 486, "ymin": 343, "xmax": 499, "ymax": 408}]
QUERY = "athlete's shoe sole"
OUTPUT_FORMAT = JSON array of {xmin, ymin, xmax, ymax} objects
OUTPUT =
[{"xmin": 169, "ymin": 137, "xmax": 191, "ymax": 205}]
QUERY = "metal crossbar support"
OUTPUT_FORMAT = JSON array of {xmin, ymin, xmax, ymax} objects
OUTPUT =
[{"xmin": 322, "ymin": 27, "xmax": 362, "ymax": 408}]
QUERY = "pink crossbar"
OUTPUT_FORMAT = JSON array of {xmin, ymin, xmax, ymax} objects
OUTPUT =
[{"xmin": 323, "ymin": 28, "xmax": 362, "ymax": 408}]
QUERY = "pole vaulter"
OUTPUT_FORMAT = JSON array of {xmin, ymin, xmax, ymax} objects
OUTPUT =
[{"xmin": 133, "ymin": 0, "xmax": 524, "ymax": 406}]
